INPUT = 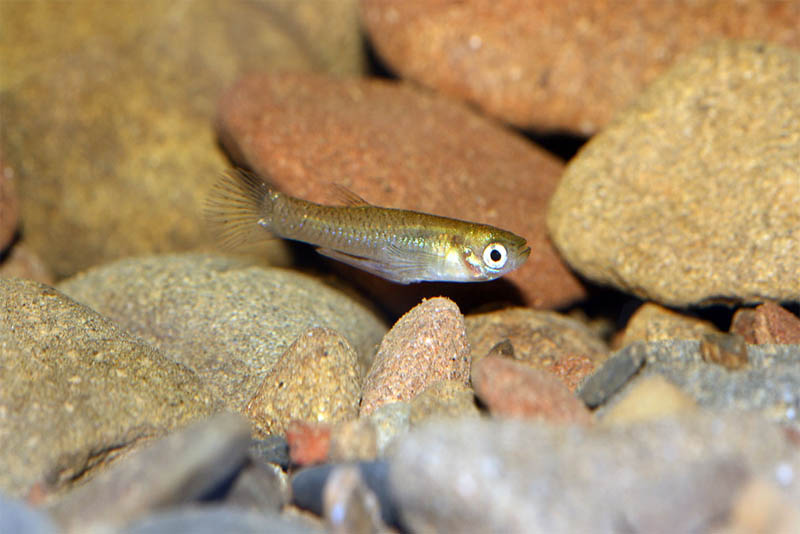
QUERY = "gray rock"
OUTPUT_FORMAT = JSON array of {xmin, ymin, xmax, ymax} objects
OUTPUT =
[
  {"xmin": 323, "ymin": 466, "xmax": 390, "ymax": 534},
  {"xmin": 58, "ymin": 253, "xmax": 387, "ymax": 410},
  {"xmin": 578, "ymin": 343, "xmax": 647, "ymax": 408},
  {"xmin": 610, "ymin": 340, "xmax": 800, "ymax": 427},
  {"xmin": 250, "ymin": 436, "xmax": 291, "ymax": 472},
  {"xmin": 366, "ymin": 402, "xmax": 411, "ymax": 456},
  {"xmin": 0, "ymin": 495, "xmax": 57, "ymax": 534},
  {"xmin": 390, "ymin": 414, "xmax": 798, "ymax": 534},
  {"xmin": 48, "ymin": 413, "xmax": 251, "ymax": 533},
  {"xmin": 0, "ymin": 278, "xmax": 216, "ymax": 498},
  {"xmin": 222, "ymin": 458, "xmax": 289, "ymax": 514},
  {"xmin": 121, "ymin": 506, "xmax": 324, "ymax": 534},
  {"xmin": 547, "ymin": 40, "xmax": 800, "ymax": 306},
  {"xmin": 1, "ymin": 0, "xmax": 365, "ymax": 278}
]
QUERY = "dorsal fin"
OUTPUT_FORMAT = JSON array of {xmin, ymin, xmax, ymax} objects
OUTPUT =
[{"xmin": 330, "ymin": 183, "xmax": 371, "ymax": 207}]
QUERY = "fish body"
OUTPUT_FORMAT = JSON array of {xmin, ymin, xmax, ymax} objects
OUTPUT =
[{"xmin": 207, "ymin": 170, "xmax": 530, "ymax": 284}]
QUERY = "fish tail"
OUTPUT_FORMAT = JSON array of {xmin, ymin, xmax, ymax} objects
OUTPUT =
[{"xmin": 205, "ymin": 168, "xmax": 278, "ymax": 249}]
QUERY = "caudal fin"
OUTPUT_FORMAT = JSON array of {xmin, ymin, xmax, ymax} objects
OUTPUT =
[{"xmin": 205, "ymin": 168, "xmax": 275, "ymax": 249}]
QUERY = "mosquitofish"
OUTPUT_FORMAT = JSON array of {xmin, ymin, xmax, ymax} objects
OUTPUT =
[{"xmin": 206, "ymin": 170, "xmax": 530, "ymax": 284}]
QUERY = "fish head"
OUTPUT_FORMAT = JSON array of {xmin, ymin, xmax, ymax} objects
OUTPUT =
[{"xmin": 459, "ymin": 227, "xmax": 530, "ymax": 281}]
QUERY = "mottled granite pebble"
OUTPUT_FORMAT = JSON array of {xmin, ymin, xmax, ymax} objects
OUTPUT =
[
  {"xmin": 246, "ymin": 327, "xmax": 361, "ymax": 437},
  {"xmin": 0, "ymin": 278, "xmax": 217, "ymax": 499},
  {"xmin": 390, "ymin": 414, "xmax": 798, "ymax": 533},
  {"xmin": 617, "ymin": 302, "xmax": 719, "ymax": 348},
  {"xmin": 217, "ymin": 72, "xmax": 584, "ymax": 309},
  {"xmin": 408, "ymin": 380, "xmax": 479, "ymax": 427},
  {"xmin": 360, "ymin": 298, "xmax": 470, "ymax": 416},
  {"xmin": 58, "ymin": 253, "xmax": 386, "ymax": 410},
  {"xmin": 473, "ymin": 356, "xmax": 592, "ymax": 424},
  {"xmin": 548, "ymin": 40, "xmax": 800, "ymax": 306},
  {"xmin": 47, "ymin": 413, "xmax": 251, "ymax": 533},
  {"xmin": 362, "ymin": 0, "xmax": 800, "ymax": 133},
  {"xmin": 466, "ymin": 307, "xmax": 607, "ymax": 391},
  {"xmin": 731, "ymin": 302, "xmax": 800, "ymax": 345}
]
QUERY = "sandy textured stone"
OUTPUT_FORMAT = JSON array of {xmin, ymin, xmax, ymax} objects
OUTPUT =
[
  {"xmin": 473, "ymin": 356, "xmax": 592, "ymax": 424},
  {"xmin": 0, "ymin": 278, "xmax": 217, "ymax": 498},
  {"xmin": 548, "ymin": 41, "xmax": 800, "ymax": 306},
  {"xmin": 617, "ymin": 302, "xmax": 719, "ymax": 348},
  {"xmin": 602, "ymin": 375, "xmax": 697, "ymax": 425},
  {"xmin": 361, "ymin": 0, "xmax": 799, "ymax": 134},
  {"xmin": 731, "ymin": 302, "xmax": 800, "ymax": 345},
  {"xmin": 408, "ymin": 380, "xmax": 479, "ymax": 427},
  {"xmin": 360, "ymin": 298, "xmax": 470, "ymax": 416},
  {"xmin": 0, "ymin": 0, "xmax": 364, "ymax": 278},
  {"xmin": 466, "ymin": 308, "xmax": 607, "ymax": 391},
  {"xmin": 390, "ymin": 414, "xmax": 798, "ymax": 534},
  {"xmin": 0, "ymin": 151, "xmax": 17, "ymax": 250},
  {"xmin": 245, "ymin": 328, "xmax": 361, "ymax": 437},
  {"xmin": 217, "ymin": 72, "xmax": 584, "ymax": 310},
  {"xmin": 58, "ymin": 254, "xmax": 386, "ymax": 411}
]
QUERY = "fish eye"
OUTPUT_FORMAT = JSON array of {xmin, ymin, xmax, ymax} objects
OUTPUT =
[{"xmin": 482, "ymin": 243, "xmax": 508, "ymax": 269}]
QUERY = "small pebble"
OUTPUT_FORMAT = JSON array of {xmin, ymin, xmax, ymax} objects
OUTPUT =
[
  {"xmin": 286, "ymin": 421, "xmax": 332, "ymax": 467},
  {"xmin": 578, "ymin": 343, "xmax": 647, "ymax": 408},
  {"xmin": 360, "ymin": 297, "xmax": 471, "ymax": 416},
  {"xmin": 700, "ymin": 332, "xmax": 749, "ymax": 370}
]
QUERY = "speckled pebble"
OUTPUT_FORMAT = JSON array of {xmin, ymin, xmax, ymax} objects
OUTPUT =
[
  {"xmin": 58, "ymin": 253, "xmax": 386, "ymax": 411},
  {"xmin": 731, "ymin": 302, "xmax": 800, "ymax": 345},
  {"xmin": 616, "ymin": 302, "xmax": 720, "ymax": 348},
  {"xmin": 245, "ymin": 327, "xmax": 361, "ymax": 437},
  {"xmin": 466, "ymin": 308, "xmax": 608, "ymax": 391},
  {"xmin": 408, "ymin": 380, "xmax": 480, "ymax": 427},
  {"xmin": 548, "ymin": 40, "xmax": 800, "ymax": 306},
  {"xmin": 360, "ymin": 298, "xmax": 471, "ymax": 416},
  {"xmin": 473, "ymin": 356, "xmax": 592, "ymax": 424},
  {"xmin": 0, "ymin": 278, "xmax": 217, "ymax": 499}
]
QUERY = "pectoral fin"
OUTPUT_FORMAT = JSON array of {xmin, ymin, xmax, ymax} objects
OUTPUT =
[{"xmin": 317, "ymin": 245, "xmax": 437, "ymax": 284}]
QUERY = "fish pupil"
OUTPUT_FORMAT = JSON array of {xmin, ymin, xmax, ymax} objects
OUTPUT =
[{"xmin": 490, "ymin": 249, "xmax": 502, "ymax": 262}]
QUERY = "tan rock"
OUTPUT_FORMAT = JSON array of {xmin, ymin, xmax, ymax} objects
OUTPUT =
[
  {"xmin": 217, "ymin": 72, "xmax": 585, "ymax": 310},
  {"xmin": 466, "ymin": 307, "xmax": 608, "ymax": 391},
  {"xmin": 617, "ymin": 302, "xmax": 719, "ymax": 348},
  {"xmin": 245, "ymin": 328, "xmax": 361, "ymax": 437},
  {"xmin": 1, "ymin": 0, "xmax": 364, "ymax": 278},
  {"xmin": 409, "ymin": 380, "xmax": 479, "ymax": 427},
  {"xmin": 360, "ymin": 298, "xmax": 470, "ymax": 416},
  {"xmin": 602, "ymin": 375, "xmax": 697, "ymax": 425},
  {"xmin": 473, "ymin": 356, "xmax": 592, "ymax": 424},
  {"xmin": 361, "ymin": 0, "xmax": 800, "ymax": 134},
  {"xmin": 0, "ymin": 242, "xmax": 54, "ymax": 284},
  {"xmin": 547, "ymin": 40, "xmax": 800, "ymax": 306}
]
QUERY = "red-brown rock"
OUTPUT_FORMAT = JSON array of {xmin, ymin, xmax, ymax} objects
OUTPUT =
[
  {"xmin": 359, "ymin": 297, "xmax": 471, "ymax": 416},
  {"xmin": 217, "ymin": 73, "xmax": 585, "ymax": 310},
  {"xmin": 361, "ymin": 0, "xmax": 800, "ymax": 134},
  {"xmin": 286, "ymin": 420, "xmax": 332, "ymax": 466},
  {"xmin": 731, "ymin": 302, "xmax": 800, "ymax": 345},
  {"xmin": 473, "ymin": 356, "xmax": 592, "ymax": 424}
]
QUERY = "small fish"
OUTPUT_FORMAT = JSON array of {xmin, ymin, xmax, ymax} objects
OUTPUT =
[{"xmin": 206, "ymin": 169, "xmax": 530, "ymax": 284}]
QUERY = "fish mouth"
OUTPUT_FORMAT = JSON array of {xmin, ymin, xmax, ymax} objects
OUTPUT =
[{"xmin": 519, "ymin": 246, "xmax": 531, "ymax": 261}]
